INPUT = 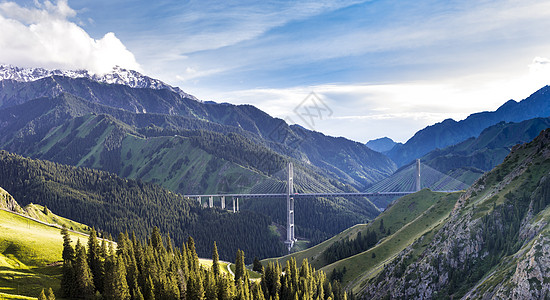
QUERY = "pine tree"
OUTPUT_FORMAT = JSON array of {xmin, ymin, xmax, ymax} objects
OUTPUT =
[
  {"xmin": 251, "ymin": 282, "xmax": 266, "ymax": 300},
  {"xmin": 235, "ymin": 249, "xmax": 245, "ymax": 283},
  {"xmin": 61, "ymin": 226, "xmax": 76, "ymax": 298},
  {"xmin": 151, "ymin": 226, "xmax": 163, "ymax": 251},
  {"xmin": 212, "ymin": 241, "xmax": 220, "ymax": 278},
  {"xmin": 103, "ymin": 254, "xmax": 116, "ymax": 299},
  {"xmin": 134, "ymin": 287, "xmax": 145, "ymax": 300},
  {"xmin": 205, "ymin": 270, "xmax": 218, "ymax": 300},
  {"xmin": 113, "ymin": 255, "xmax": 131, "ymax": 300},
  {"xmin": 38, "ymin": 289, "xmax": 47, "ymax": 300},
  {"xmin": 262, "ymin": 262, "xmax": 281, "ymax": 299},
  {"xmin": 253, "ymin": 256, "xmax": 264, "ymax": 273},
  {"xmin": 46, "ymin": 288, "xmax": 55, "ymax": 300},
  {"xmin": 61, "ymin": 226, "xmax": 75, "ymax": 262},
  {"xmin": 187, "ymin": 236, "xmax": 200, "ymax": 273},
  {"xmin": 186, "ymin": 272, "xmax": 205, "ymax": 300},
  {"xmin": 217, "ymin": 274, "xmax": 234, "ymax": 300},
  {"xmin": 87, "ymin": 227, "xmax": 104, "ymax": 293},
  {"xmin": 74, "ymin": 239, "xmax": 95, "ymax": 298}
]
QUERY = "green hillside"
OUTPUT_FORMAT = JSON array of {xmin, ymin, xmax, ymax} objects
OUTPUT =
[
  {"xmin": 0, "ymin": 192, "xmax": 91, "ymax": 298},
  {"xmin": 363, "ymin": 128, "xmax": 550, "ymax": 299},
  {"xmin": 264, "ymin": 189, "xmax": 461, "ymax": 293},
  {"xmin": 332, "ymin": 191, "xmax": 460, "ymax": 293},
  {"xmin": 262, "ymin": 224, "xmax": 369, "ymax": 269},
  {"xmin": 0, "ymin": 190, "xmax": 242, "ymax": 299}
]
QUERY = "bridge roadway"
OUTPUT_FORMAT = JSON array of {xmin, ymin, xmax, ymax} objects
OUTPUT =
[
  {"xmin": 184, "ymin": 190, "xmax": 460, "ymax": 199},
  {"xmin": 184, "ymin": 191, "xmax": 415, "ymax": 199}
]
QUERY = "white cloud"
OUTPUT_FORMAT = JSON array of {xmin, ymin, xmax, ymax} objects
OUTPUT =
[
  {"xmin": 0, "ymin": 0, "xmax": 140, "ymax": 74},
  {"xmin": 208, "ymin": 56, "xmax": 550, "ymax": 143}
]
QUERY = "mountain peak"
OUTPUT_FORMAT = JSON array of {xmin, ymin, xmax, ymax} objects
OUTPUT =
[
  {"xmin": 0, "ymin": 64, "xmax": 198, "ymax": 101},
  {"xmin": 365, "ymin": 137, "xmax": 398, "ymax": 153}
]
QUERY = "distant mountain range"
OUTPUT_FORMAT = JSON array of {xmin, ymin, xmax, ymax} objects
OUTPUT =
[
  {"xmin": 420, "ymin": 117, "xmax": 550, "ymax": 183},
  {"xmin": 0, "ymin": 68, "xmax": 396, "ymax": 188},
  {"xmin": 0, "ymin": 64, "xmax": 197, "ymax": 100},
  {"xmin": 0, "ymin": 65, "xmax": 396, "ymax": 248},
  {"xmin": 385, "ymin": 86, "xmax": 550, "ymax": 166}
]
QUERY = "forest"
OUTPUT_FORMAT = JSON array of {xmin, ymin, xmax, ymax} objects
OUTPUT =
[
  {"xmin": 58, "ymin": 227, "xmax": 352, "ymax": 300},
  {"xmin": 0, "ymin": 150, "xmax": 285, "ymax": 261}
]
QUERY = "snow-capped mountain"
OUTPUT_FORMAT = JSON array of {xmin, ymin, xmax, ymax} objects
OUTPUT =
[{"xmin": 0, "ymin": 64, "xmax": 198, "ymax": 101}]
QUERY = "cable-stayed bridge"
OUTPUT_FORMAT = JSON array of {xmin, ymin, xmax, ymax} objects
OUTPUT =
[{"xmin": 184, "ymin": 160, "xmax": 466, "ymax": 251}]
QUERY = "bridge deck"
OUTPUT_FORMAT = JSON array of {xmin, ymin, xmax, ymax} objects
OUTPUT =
[
  {"xmin": 183, "ymin": 191, "xmax": 462, "ymax": 199},
  {"xmin": 184, "ymin": 192, "xmax": 415, "ymax": 198}
]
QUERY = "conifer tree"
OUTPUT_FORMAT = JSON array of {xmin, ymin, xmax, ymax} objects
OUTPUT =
[
  {"xmin": 74, "ymin": 239, "xmax": 95, "ymax": 298},
  {"xmin": 187, "ymin": 236, "xmax": 200, "ymax": 273},
  {"xmin": 145, "ymin": 275, "xmax": 156, "ymax": 300},
  {"xmin": 217, "ymin": 274, "xmax": 234, "ymax": 300},
  {"xmin": 61, "ymin": 226, "xmax": 75, "ymax": 262},
  {"xmin": 38, "ymin": 289, "xmax": 47, "ymax": 300},
  {"xmin": 87, "ymin": 227, "xmax": 104, "ymax": 293},
  {"xmin": 180, "ymin": 242, "xmax": 189, "ymax": 277},
  {"xmin": 205, "ymin": 270, "xmax": 218, "ymax": 300},
  {"xmin": 134, "ymin": 287, "xmax": 145, "ymax": 300},
  {"xmin": 212, "ymin": 241, "xmax": 220, "ymax": 278},
  {"xmin": 300, "ymin": 259, "xmax": 310, "ymax": 278},
  {"xmin": 61, "ymin": 226, "xmax": 76, "ymax": 298},
  {"xmin": 113, "ymin": 255, "xmax": 131, "ymax": 300},
  {"xmin": 166, "ymin": 275, "xmax": 181, "ymax": 300},
  {"xmin": 186, "ymin": 272, "xmax": 205, "ymax": 300},
  {"xmin": 251, "ymin": 282, "xmax": 266, "ymax": 300},
  {"xmin": 117, "ymin": 232, "xmax": 127, "ymax": 256},
  {"xmin": 253, "ymin": 256, "xmax": 264, "ymax": 273},
  {"xmin": 151, "ymin": 226, "xmax": 163, "ymax": 251},
  {"xmin": 103, "ymin": 254, "xmax": 116, "ymax": 299},
  {"xmin": 46, "ymin": 287, "xmax": 56, "ymax": 300},
  {"xmin": 235, "ymin": 249, "xmax": 245, "ymax": 283}
]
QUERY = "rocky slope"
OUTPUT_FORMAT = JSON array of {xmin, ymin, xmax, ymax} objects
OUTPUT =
[
  {"xmin": 362, "ymin": 128, "xmax": 550, "ymax": 299},
  {"xmin": 0, "ymin": 186, "xmax": 23, "ymax": 213}
]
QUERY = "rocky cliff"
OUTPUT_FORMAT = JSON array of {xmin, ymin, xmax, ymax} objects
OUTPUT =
[{"xmin": 362, "ymin": 129, "xmax": 550, "ymax": 299}]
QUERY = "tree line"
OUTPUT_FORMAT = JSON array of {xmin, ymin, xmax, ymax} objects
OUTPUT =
[
  {"xmin": 323, "ymin": 230, "xmax": 377, "ymax": 265},
  {"xmin": 59, "ymin": 226, "xmax": 353, "ymax": 300}
]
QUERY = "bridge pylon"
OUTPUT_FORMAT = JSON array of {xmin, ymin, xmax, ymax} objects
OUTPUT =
[
  {"xmin": 284, "ymin": 162, "xmax": 296, "ymax": 252},
  {"xmin": 416, "ymin": 159, "xmax": 421, "ymax": 192}
]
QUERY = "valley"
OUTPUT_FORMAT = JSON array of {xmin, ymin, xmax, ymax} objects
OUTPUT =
[{"xmin": 2, "ymin": 65, "xmax": 550, "ymax": 299}]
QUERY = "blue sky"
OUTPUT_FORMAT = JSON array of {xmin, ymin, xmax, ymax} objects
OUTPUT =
[{"xmin": 2, "ymin": 0, "xmax": 550, "ymax": 143}]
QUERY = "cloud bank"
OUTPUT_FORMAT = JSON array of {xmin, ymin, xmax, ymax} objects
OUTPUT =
[{"xmin": 0, "ymin": 0, "xmax": 140, "ymax": 74}]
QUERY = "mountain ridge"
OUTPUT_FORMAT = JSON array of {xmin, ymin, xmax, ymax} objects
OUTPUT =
[
  {"xmin": 387, "ymin": 85, "xmax": 550, "ymax": 166},
  {"xmin": 362, "ymin": 128, "xmax": 550, "ymax": 299},
  {"xmin": 0, "ymin": 73, "xmax": 396, "ymax": 189},
  {"xmin": 0, "ymin": 64, "xmax": 197, "ymax": 101}
]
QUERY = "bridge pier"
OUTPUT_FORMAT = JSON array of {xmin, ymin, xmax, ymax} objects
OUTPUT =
[
  {"xmin": 198, "ymin": 196, "xmax": 201, "ymax": 205},
  {"xmin": 236, "ymin": 197, "xmax": 239, "ymax": 212},
  {"xmin": 232, "ymin": 197, "xmax": 236, "ymax": 213},
  {"xmin": 209, "ymin": 196, "xmax": 213, "ymax": 208},
  {"xmin": 221, "ymin": 196, "xmax": 225, "ymax": 209}
]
